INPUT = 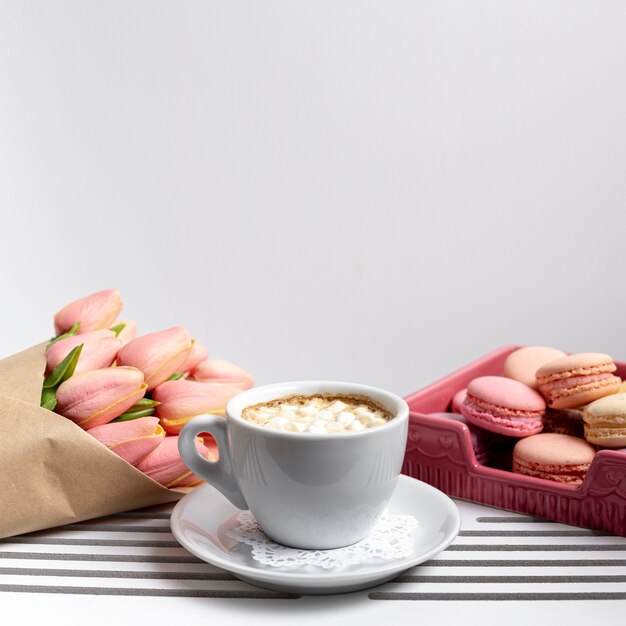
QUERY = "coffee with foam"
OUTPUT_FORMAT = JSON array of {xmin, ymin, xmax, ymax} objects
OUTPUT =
[{"xmin": 241, "ymin": 394, "xmax": 392, "ymax": 434}]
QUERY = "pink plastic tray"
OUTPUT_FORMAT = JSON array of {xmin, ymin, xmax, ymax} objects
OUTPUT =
[{"xmin": 402, "ymin": 345, "xmax": 626, "ymax": 536}]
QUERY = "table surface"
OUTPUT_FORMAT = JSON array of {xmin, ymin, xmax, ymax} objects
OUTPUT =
[{"xmin": 2, "ymin": 492, "xmax": 626, "ymax": 626}]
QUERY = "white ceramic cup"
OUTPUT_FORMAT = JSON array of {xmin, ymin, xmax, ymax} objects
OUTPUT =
[{"xmin": 178, "ymin": 381, "xmax": 409, "ymax": 549}]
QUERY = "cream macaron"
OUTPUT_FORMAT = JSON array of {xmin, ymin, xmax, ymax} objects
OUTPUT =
[{"xmin": 583, "ymin": 392, "xmax": 626, "ymax": 448}]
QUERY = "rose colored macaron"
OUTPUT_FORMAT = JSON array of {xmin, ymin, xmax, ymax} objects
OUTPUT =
[
  {"xmin": 460, "ymin": 376, "xmax": 546, "ymax": 437},
  {"xmin": 512, "ymin": 433, "xmax": 596, "ymax": 484},
  {"xmin": 502, "ymin": 346, "xmax": 566, "ymax": 389},
  {"xmin": 583, "ymin": 392, "xmax": 626, "ymax": 448},
  {"xmin": 536, "ymin": 353, "xmax": 621, "ymax": 410},
  {"xmin": 451, "ymin": 388, "xmax": 467, "ymax": 413}
]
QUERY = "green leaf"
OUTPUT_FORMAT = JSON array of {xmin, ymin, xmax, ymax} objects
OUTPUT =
[
  {"xmin": 46, "ymin": 322, "xmax": 80, "ymax": 349},
  {"xmin": 110, "ymin": 323, "xmax": 126, "ymax": 337},
  {"xmin": 128, "ymin": 398, "xmax": 160, "ymax": 409},
  {"xmin": 40, "ymin": 387, "xmax": 58, "ymax": 411},
  {"xmin": 111, "ymin": 407, "xmax": 156, "ymax": 422},
  {"xmin": 42, "ymin": 344, "xmax": 84, "ymax": 390},
  {"xmin": 167, "ymin": 373, "xmax": 185, "ymax": 381}
]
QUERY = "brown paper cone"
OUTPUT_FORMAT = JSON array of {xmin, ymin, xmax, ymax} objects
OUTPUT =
[{"xmin": 0, "ymin": 343, "xmax": 183, "ymax": 539}]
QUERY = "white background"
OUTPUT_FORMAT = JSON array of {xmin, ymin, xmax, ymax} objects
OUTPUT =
[
  {"xmin": 1, "ymin": 1, "xmax": 625, "ymax": 396},
  {"xmin": 1, "ymin": 2, "xmax": 626, "ymax": 623}
]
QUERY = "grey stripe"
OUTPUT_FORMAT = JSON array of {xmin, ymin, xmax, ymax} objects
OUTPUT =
[
  {"xmin": 369, "ymin": 592, "xmax": 626, "ymax": 601},
  {"xmin": 0, "ymin": 584, "xmax": 298, "ymax": 599},
  {"xmin": 476, "ymin": 516, "xmax": 551, "ymax": 523},
  {"xmin": 39, "ymin": 525, "xmax": 173, "ymax": 534},
  {"xmin": 424, "ymin": 559, "xmax": 626, "ymax": 567},
  {"xmin": 0, "ymin": 552, "xmax": 202, "ymax": 564},
  {"xmin": 0, "ymin": 567, "xmax": 234, "ymax": 580},
  {"xmin": 394, "ymin": 574, "xmax": 626, "ymax": 583},
  {"xmin": 0, "ymin": 538, "xmax": 180, "ymax": 547},
  {"xmin": 112, "ymin": 513, "xmax": 172, "ymax": 520},
  {"xmin": 459, "ymin": 530, "xmax": 613, "ymax": 537},
  {"xmin": 448, "ymin": 544, "xmax": 626, "ymax": 552}
]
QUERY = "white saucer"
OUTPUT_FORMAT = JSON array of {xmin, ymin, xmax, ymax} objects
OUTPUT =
[{"xmin": 170, "ymin": 474, "xmax": 461, "ymax": 595}]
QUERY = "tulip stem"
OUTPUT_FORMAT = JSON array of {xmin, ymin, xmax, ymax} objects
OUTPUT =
[
  {"xmin": 110, "ymin": 397, "xmax": 160, "ymax": 422},
  {"xmin": 167, "ymin": 373, "xmax": 185, "ymax": 381},
  {"xmin": 129, "ymin": 398, "xmax": 160, "ymax": 409}
]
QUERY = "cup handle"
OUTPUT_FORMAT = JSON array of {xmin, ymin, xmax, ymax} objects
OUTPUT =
[{"xmin": 178, "ymin": 414, "xmax": 248, "ymax": 510}]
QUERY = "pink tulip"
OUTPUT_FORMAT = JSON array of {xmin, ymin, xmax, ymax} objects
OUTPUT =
[
  {"xmin": 87, "ymin": 417, "xmax": 165, "ymax": 466},
  {"xmin": 114, "ymin": 320, "xmax": 138, "ymax": 345},
  {"xmin": 201, "ymin": 434, "xmax": 219, "ymax": 458},
  {"xmin": 153, "ymin": 379, "xmax": 239, "ymax": 435},
  {"xmin": 135, "ymin": 435, "xmax": 215, "ymax": 488},
  {"xmin": 180, "ymin": 340, "xmax": 209, "ymax": 373},
  {"xmin": 191, "ymin": 359, "xmax": 254, "ymax": 390},
  {"xmin": 45, "ymin": 329, "xmax": 122, "ymax": 374},
  {"xmin": 54, "ymin": 289, "xmax": 123, "ymax": 335},
  {"xmin": 116, "ymin": 327, "xmax": 193, "ymax": 391},
  {"xmin": 56, "ymin": 366, "xmax": 147, "ymax": 429}
]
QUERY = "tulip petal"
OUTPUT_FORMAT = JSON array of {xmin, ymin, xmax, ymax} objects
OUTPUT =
[
  {"xmin": 117, "ymin": 327, "xmax": 193, "ymax": 391},
  {"xmin": 45, "ymin": 329, "xmax": 121, "ymax": 375},
  {"xmin": 40, "ymin": 344, "xmax": 84, "ymax": 410},
  {"xmin": 54, "ymin": 289, "xmax": 123, "ymax": 335},
  {"xmin": 87, "ymin": 417, "xmax": 165, "ymax": 466},
  {"xmin": 47, "ymin": 322, "xmax": 80, "ymax": 349},
  {"xmin": 191, "ymin": 359, "xmax": 254, "ymax": 390},
  {"xmin": 201, "ymin": 435, "xmax": 219, "ymax": 461},
  {"xmin": 158, "ymin": 410, "xmax": 225, "ymax": 436},
  {"xmin": 180, "ymin": 340, "xmax": 209, "ymax": 373},
  {"xmin": 42, "ymin": 344, "xmax": 84, "ymax": 390},
  {"xmin": 153, "ymin": 379, "xmax": 239, "ymax": 435},
  {"xmin": 113, "ymin": 433, "xmax": 165, "ymax": 467},
  {"xmin": 114, "ymin": 320, "xmax": 138, "ymax": 345},
  {"xmin": 56, "ymin": 366, "xmax": 147, "ymax": 429},
  {"xmin": 136, "ymin": 436, "xmax": 210, "ymax": 488}
]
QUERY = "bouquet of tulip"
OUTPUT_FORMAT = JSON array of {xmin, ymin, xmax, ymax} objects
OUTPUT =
[{"xmin": 0, "ymin": 289, "xmax": 253, "ymax": 539}]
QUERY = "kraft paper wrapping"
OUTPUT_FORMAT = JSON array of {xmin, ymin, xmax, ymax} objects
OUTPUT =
[{"xmin": 0, "ymin": 343, "xmax": 183, "ymax": 539}]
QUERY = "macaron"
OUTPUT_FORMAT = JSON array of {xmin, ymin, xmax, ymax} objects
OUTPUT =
[
  {"xmin": 583, "ymin": 392, "xmax": 626, "ymax": 448},
  {"xmin": 451, "ymin": 388, "xmax": 467, "ymax": 413},
  {"xmin": 460, "ymin": 376, "xmax": 546, "ymax": 437},
  {"xmin": 429, "ymin": 412, "xmax": 493, "ymax": 465},
  {"xmin": 536, "ymin": 353, "xmax": 621, "ymax": 409},
  {"xmin": 512, "ymin": 433, "xmax": 596, "ymax": 484},
  {"xmin": 502, "ymin": 346, "xmax": 567, "ymax": 389}
]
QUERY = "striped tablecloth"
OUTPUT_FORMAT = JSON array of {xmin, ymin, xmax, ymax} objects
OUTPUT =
[{"xmin": 2, "ymin": 498, "xmax": 625, "ymax": 623}]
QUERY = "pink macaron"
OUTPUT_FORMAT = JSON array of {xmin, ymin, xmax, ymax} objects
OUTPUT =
[
  {"xmin": 502, "ymin": 346, "xmax": 566, "ymax": 389},
  {"xmin": 512, "ymin": 433, "xmax": 596, "ymax": 484},
  {"xmin": 451, "ymin": 388, "xmax": 467, "ymax": 413},
  {"xmin": 460, "ymin": 376, "xmax": 546, "ymax": 437},
  {"xmin": 536, "ymin": 353, "xmax": 621, "ymax": 409}
]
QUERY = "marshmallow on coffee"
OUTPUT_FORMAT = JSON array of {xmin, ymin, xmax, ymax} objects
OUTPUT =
[{"xmin": 241, "ymin": 394, "xmax": 391, "ymax": 434}]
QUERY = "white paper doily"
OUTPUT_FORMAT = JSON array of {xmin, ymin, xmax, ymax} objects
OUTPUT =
[{"xmin": 226, "ymin": 511, "xmax": 418, "ymax": 569}]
